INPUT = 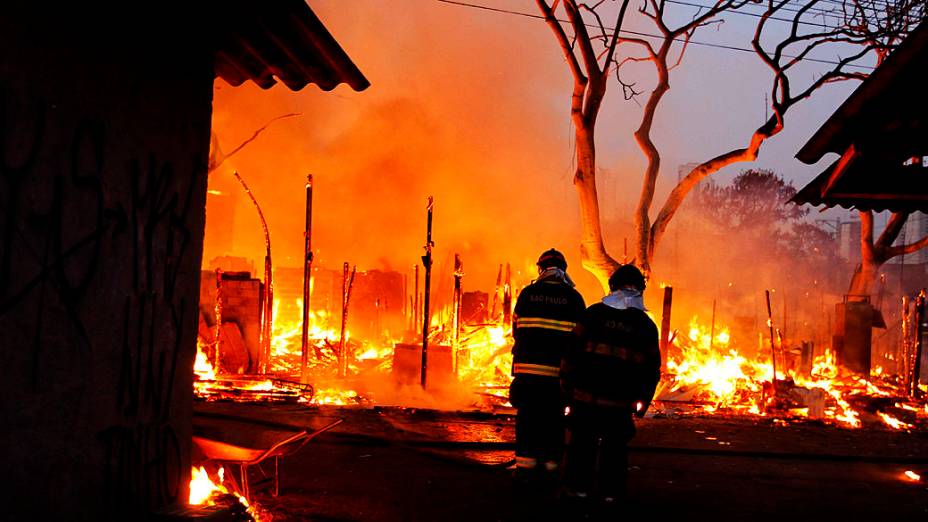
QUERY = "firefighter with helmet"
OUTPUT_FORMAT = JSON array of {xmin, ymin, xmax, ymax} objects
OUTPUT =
[
  {"xmin": 510, "ymin": 248, "xmax": 585, "ymax": 484},
  {"xmin": 560, "ymin": 263, "xmax": 661, "ymax": 513}
]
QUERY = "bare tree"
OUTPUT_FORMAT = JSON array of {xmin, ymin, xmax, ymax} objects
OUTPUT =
[
  {"xmin": 538, "ymin": 0, "xmax": 924, "ymax": 286},
  {"xmin": 842, "ymin": 1, "xmax": 928, "ymax": 297},
  {"xmin": 535, "ymin": 0, "xmax": 631, "ymax": 290},
  {"xmin": 851, "ymin": 205, "xmax": 928, "ymax": 297}
]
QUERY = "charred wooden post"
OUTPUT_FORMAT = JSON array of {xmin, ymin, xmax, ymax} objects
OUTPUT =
[
  {"xmin": 902, "ymin": 296, "xmax": 911, "ymax": 385},
  {"xmin": 912, "ymin": 290, "xmax": 926, "ymax": 398},
  {"xmin": 660, "ymin": 285, "xmax": 673, "ymax": 372},
  {"xmin": 414, "ymin": 264, "xmax": 420, "ymax": 334},
  {"xmin": 452, "ymin": 254, "xmax": 464, "ymax": 376},
  {"xmin": 421, "ymin": 196, "xmax": 435, "ymax": 388},
  {"xmin": 709, "ymin": 299, "xmax": 717, "ymax": 351},
  {"xmin": 338, "ymin": 262, "xmax": 357, "ymax": 378},
  {"xmin": 301, "ymin": 174, "xmax": 314, "ymax": 382},
  {"xmin": 490, "ymin": 264, "xmax": 502, "ymax": 321},
  {"xmin": 214, "ymin": 268, "xmax": 224, "ymax": 370},
  {"xmin": 765, "ymin": 290, "xmax": 778, "ymax": 395},
  {"xmin": 502, "ymin": 263, "xmax": 512, "ymax": 326},
  {"xmin": 800, "ymin": 341, "xmax": 814, "ymax": 377},
  {"xmin": 233, "ymin": 170, "xmax": 273, "ymax": 374}
]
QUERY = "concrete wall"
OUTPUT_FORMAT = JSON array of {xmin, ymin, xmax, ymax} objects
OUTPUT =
[
  {"xmin": 199, "ymin": 271, "xmax": 264, "ymax": 372},
  {"xmin": 1, "ymin": 9, "xmax": 213, "ymax": 520}
]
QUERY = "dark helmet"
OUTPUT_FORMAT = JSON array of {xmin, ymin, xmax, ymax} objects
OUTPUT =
[
  {"xmin": 609, "ymin": 264, "xmax": 646, "ymax": 292},
  {"xmin": 536, "ymin": 248, "xmax": 567, "ymax": 271}
]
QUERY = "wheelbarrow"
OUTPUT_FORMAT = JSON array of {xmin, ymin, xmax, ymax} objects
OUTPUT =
[{"xmin": 192, "ymin": 416, "xmax": 343, "ymax": 501}]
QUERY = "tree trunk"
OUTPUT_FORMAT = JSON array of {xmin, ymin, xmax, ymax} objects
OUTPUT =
[
  {"xmin": 846, "ymin": 210, "xmax": 928, "ymax": 297},
  {"xmin": 574, "ymin": 130, "xmax": 619, "ymax": 292},
  {"xmin": 847, "ymin": 258, "xmax": 880, "ymax": 297}
]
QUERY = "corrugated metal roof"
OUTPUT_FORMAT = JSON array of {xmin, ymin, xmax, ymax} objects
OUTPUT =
[
  {"xmin": 793, "ymin": 19, "xmax": 928, "ymax": 212},
  {"xmin": 791, "ymin": 159, "xmax": 928, "ymax": 213},
  {"xmin": 796, "ymin": 20, "xmax": 928, "ymax": 165},
  {"xmin": 214, "ymin": 0, "xmax": 369, "ymax": 92}
]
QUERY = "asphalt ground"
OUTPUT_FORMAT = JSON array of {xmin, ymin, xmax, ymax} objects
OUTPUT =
[{"xmin": 192, "ymin": 401, "xmax": 928, "ymax": 521}]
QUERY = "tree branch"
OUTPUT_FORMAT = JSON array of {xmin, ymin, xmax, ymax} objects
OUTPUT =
[
  {"xmin": 885, "ymin": 234, "xmax": 928, "ymax": 259},
  {"xmin": 209, "ymin": 112, "xmax": 301, "ymax": 173}
]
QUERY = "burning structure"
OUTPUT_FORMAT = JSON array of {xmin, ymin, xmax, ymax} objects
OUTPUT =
[{"xmin": 5, "ymin": 1, "xmax": 928, "ymax": 520}]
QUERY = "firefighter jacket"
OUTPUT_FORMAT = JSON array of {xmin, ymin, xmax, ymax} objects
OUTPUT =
[
  {"xmin": 563, "ymin": 302, "xmax": 661, "ymax": 412},
  {"xmin": 511, "ymin": 272, "xmax": 585, "ymax": 380}
]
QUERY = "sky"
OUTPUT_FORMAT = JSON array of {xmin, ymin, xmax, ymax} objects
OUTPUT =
[{"xmin": 206, "ymin": 0, "xmax": 868, "ymax": 302}]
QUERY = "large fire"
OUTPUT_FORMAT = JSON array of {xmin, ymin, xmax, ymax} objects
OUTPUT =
[
  {"xmin": 658, "ymin": 315, "xmax": 926, "ymax": 430},
  {"xmin": 194, "ymin": 288, "xmax": 926, "ymax": 432}
]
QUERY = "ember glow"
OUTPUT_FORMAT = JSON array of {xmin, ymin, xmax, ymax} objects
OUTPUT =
[
  {"xmin": 189, "ymin": 465, "xmax": 223, "ymax": 505},
  {"xmin": 194, "ymin": 339, "xmax": 218, "ymax": 382},
  {"xmin": 664, "ymin": 317, "xmax": 769, "ymax": 411},
  {"xmin": 659, "ymin": 315, "xmax": 919, "ymax": 429},
  {"xmin": 878, "ymin": 412, "xmax": 914, "ymax": 431},
  {"xmin": 904, "ymin": 470, "xmax": 921, "ymax": 482},
  {"xmin": 195, "ymin": 298, "xmax": 924, "ymax": 430},
  {"xmin": 189, "ymin": 466, "xmax": 257, "ymax": 517}
]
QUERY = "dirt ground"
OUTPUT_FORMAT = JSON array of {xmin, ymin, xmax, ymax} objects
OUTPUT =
[{"xmin": 192, "ymin": 401, "xmax": 928, "ymax": 521}]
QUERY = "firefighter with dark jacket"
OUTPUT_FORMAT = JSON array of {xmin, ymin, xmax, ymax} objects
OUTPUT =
[
  {"xmin": 510, "ymin": 248, "xmax": 586, "ymax": 481},
  {"xmin": 561, "ymin": 264, "xmax": 661, "ymax": 509}
]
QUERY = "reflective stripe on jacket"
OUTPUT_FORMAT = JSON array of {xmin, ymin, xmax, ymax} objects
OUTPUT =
[
  {"xmin": 514, "ymin": 316, "xmax": 577, "ymax": 332},
  {"xmin": 512, "ymin": 362, "xmax": 560, "ymax": 378}
]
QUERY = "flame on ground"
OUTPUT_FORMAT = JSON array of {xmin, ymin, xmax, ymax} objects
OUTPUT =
[
  {"xmin": 189, "ymin": 466, "xmax": 260, "ymax": 519},
  {"xmin": 660, "ymin": 316, "xmax": 918, "ymax": 429},
  {"xmin": 878, "ymin": 412, "xmax": 913, "ymax": 431},
  {"xmin": 196, "ymin": 295, "xmax": 923, "ymax": 430}
]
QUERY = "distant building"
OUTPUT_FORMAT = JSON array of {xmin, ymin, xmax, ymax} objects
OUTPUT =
[
  {"xmin": 677, "ymin": 162, "xmax": 701, "ymax": 183},
  {"xmin": 888, "ymin": 211, "xmax": 928, "ymax": 264},
  {"xmin": 209, "ymin": 255, "xmax": 256, "ymax": 276},
  {"xmin": 837, "ymin": 220, "xmax": 862, "ymax": 265}
]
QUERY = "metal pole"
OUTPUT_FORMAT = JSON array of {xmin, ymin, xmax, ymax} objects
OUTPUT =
[
  {"xmin": 232, "ymin": 170, "xmax": 272, "ymax": 375},
  {"xmin": 421, "ymin": 196, "xmax": 434, "ymax": 389},
  {"xmin": 301, "ymin": 174, "xmax": 314, "ymax": 382},
  {"xmin": 453, "ymin": 254, "xmax": 463, "ymax": 376},
  {"xmin": 660, "ymin": 286, "xmax": 673, "ymax": 373},
  {"xmin": 765, "ymin": 290, "xmax": 778, "ymax": 396}
]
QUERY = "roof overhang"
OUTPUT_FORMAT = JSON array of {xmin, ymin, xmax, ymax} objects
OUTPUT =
[
  {"xmin": 793, "ymin": 19, "xmax": 928, "ymax": 212},
  {"xmin": 214, "ymin": 0, "xmax": 369, "ymax": 92},
  {"xmin": 791, "ymin": 159, "xmax": 928, "ymax": 213}
]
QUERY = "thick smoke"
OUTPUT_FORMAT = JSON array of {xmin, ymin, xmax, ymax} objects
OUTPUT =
[{"xmin": 205, "ymin": 1, "xmax": 857, "ymax": 366}]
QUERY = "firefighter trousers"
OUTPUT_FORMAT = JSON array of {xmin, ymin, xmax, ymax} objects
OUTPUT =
[
  {"xmin": 509, "ymin": 375, "xmax": 565, "ymax": 472},
  {"xmin": 562, "ymin": 401, "xmax": 636, "ymax": 500}
]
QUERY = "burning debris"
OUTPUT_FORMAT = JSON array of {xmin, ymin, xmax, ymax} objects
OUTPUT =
[
  {"xmin": 189, "ymin": 465, "xmax": 264, "ymax": 521},
  {"xmin": 657, "ymin": 315, "xmax": 927, "ymax": 431},
  {"xmin": 195, "ymin": 278, "xmax": 927, "ymax": 433}
]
